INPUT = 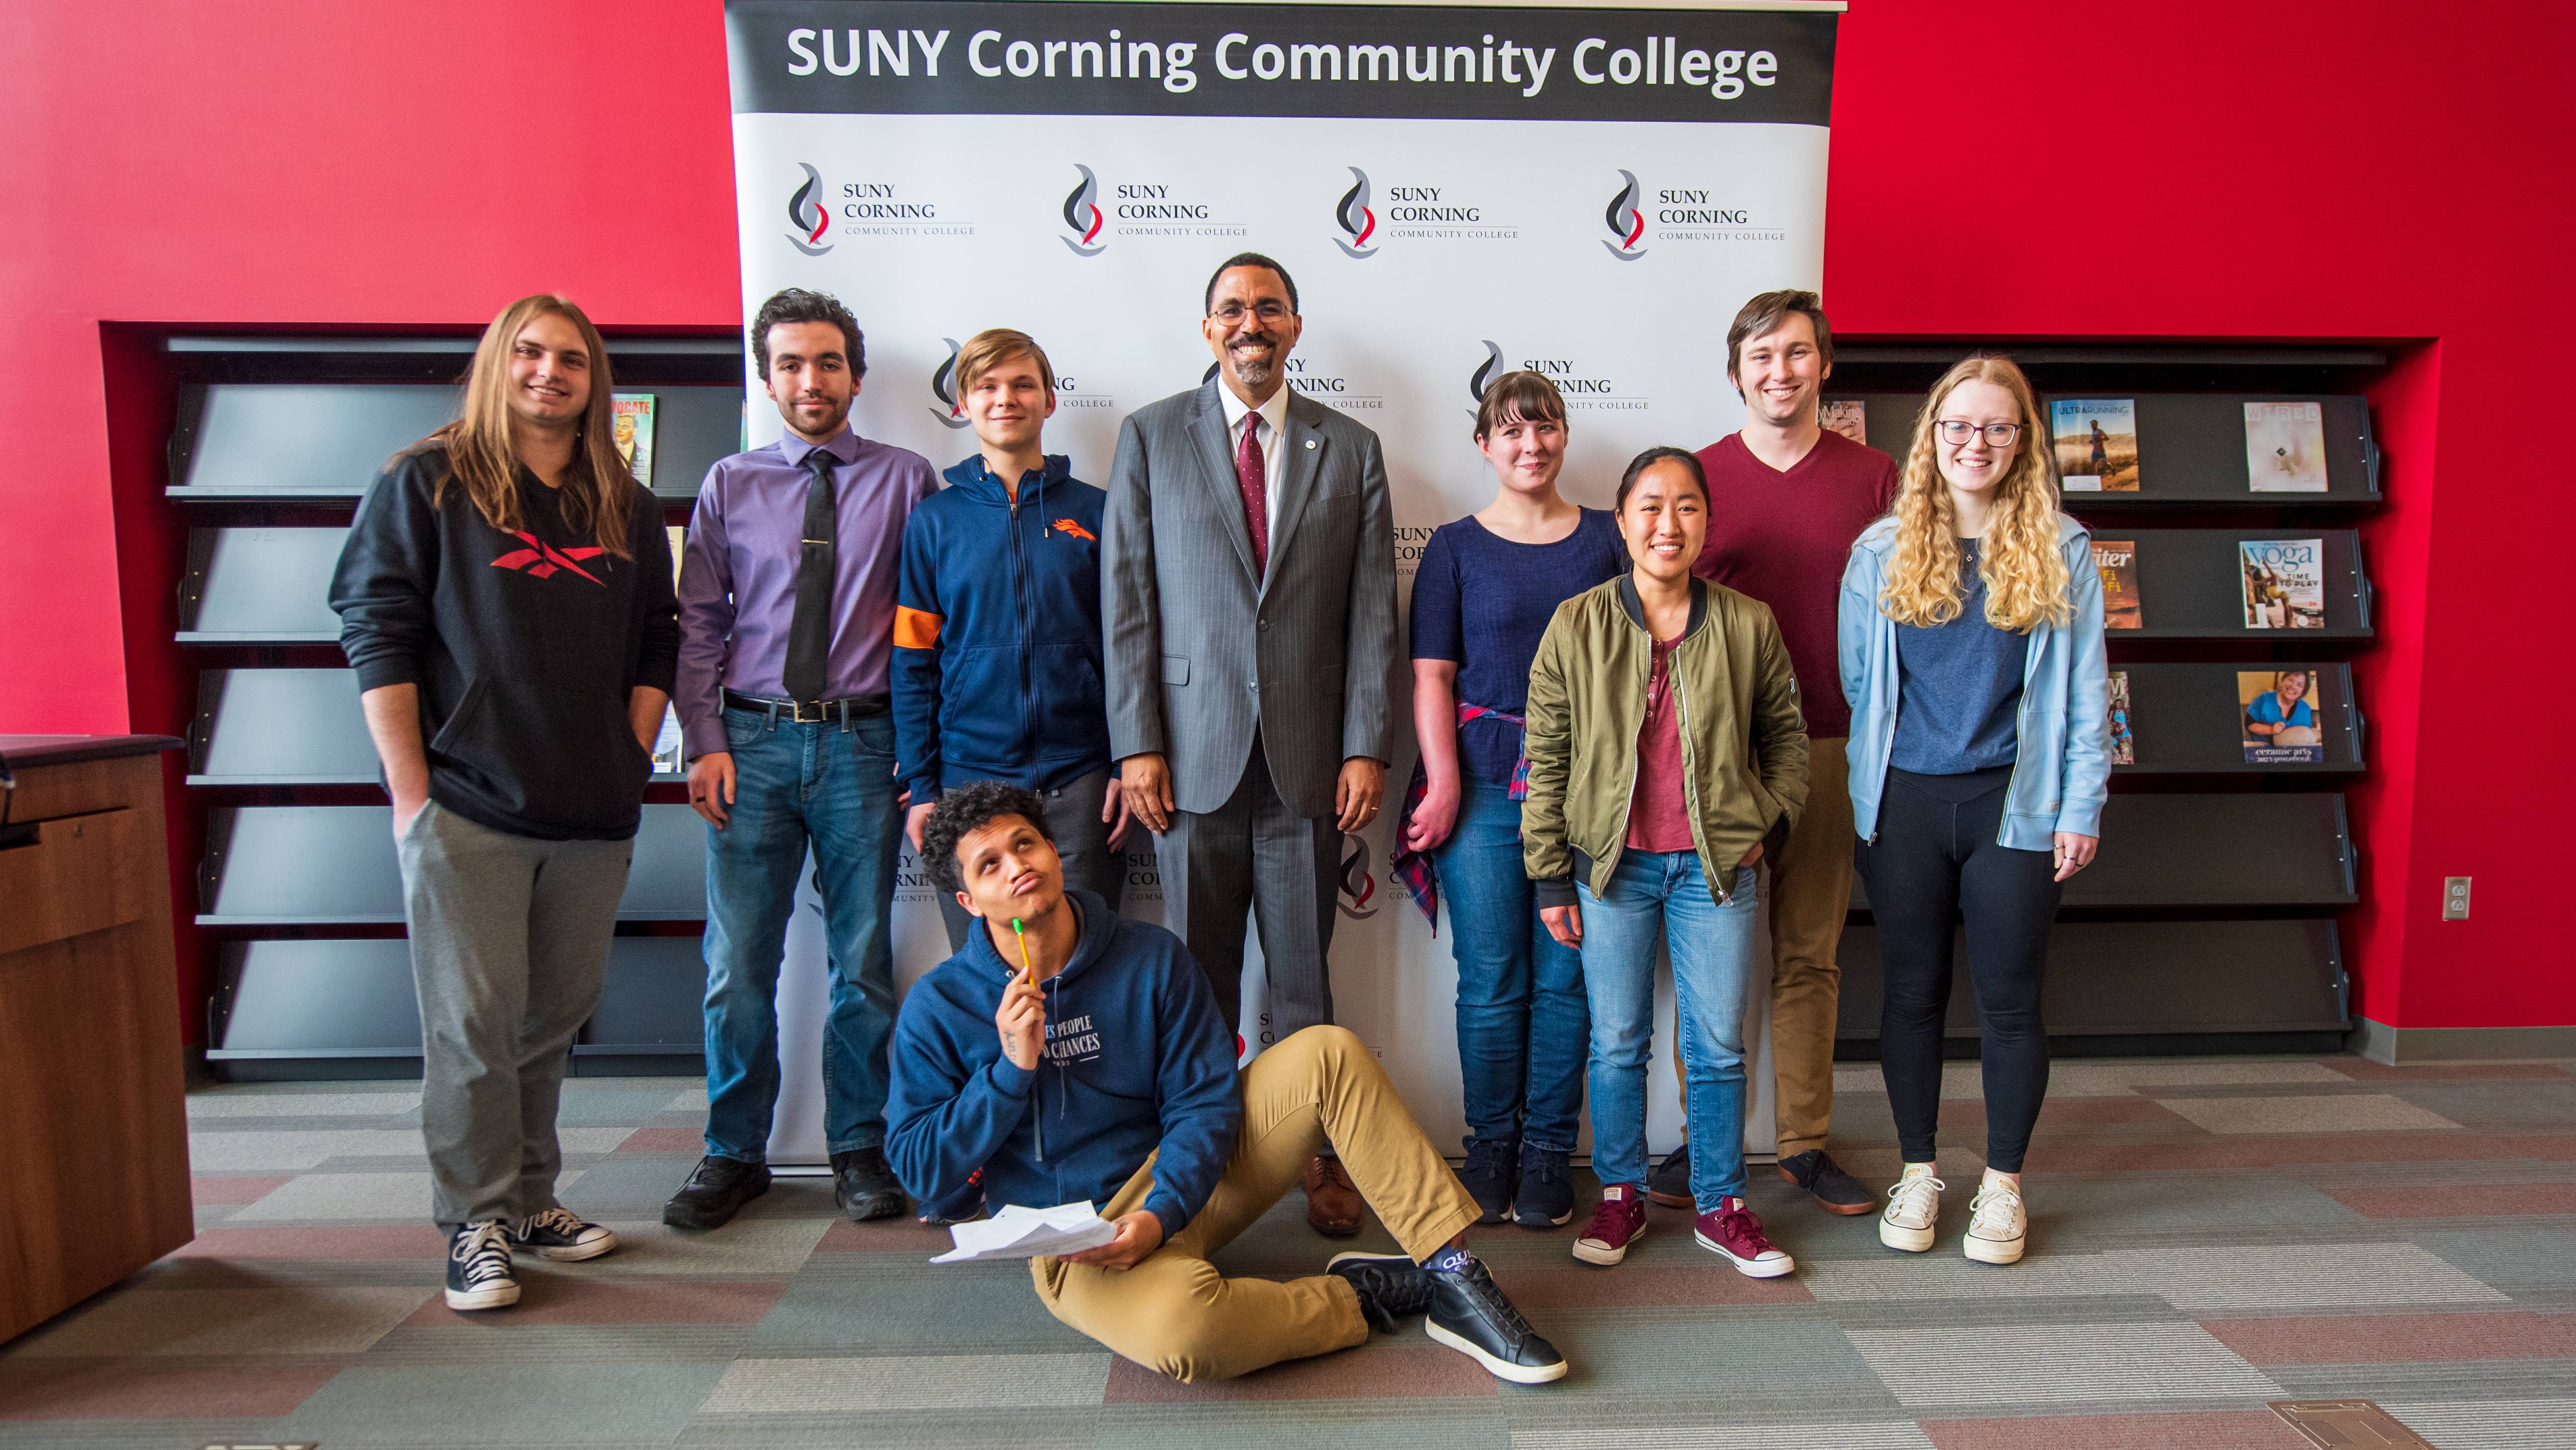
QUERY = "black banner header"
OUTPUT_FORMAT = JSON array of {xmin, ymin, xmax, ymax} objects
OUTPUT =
[{"xmin": 726, "ymin": 2, "xmax": 1837, "ymax": 124}]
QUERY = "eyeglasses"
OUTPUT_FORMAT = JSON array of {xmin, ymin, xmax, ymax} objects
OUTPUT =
[
  {"xmin": 1209, "ymin": 300, "xmax": 1293, "ymax": 324},
  {"xmin": 1935, "ymin": 420, "xmax": 2022, "ymax": 448}
]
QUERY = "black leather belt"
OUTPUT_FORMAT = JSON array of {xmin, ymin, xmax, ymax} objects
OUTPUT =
[{"xmin": 722, "ymin": 689, "xmax": 890, "ymax": 724}]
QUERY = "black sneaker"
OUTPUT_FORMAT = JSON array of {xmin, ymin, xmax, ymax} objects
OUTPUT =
[
  {"xmin": 508, "ymin": 1206, "xmax": 618, "ymax": 1261},
  {"xmin": 1646, "ymin": 1145, "xmax": 1695, "ymax": 1208},
  {"xmin": 830, "ymin": 1146, "xmax": 908, "ymax": 1222},
  {"xmin": 1513, "ymin": 1145, "xmax": 1575, "ymax": 1229},
  {"xmin": 445, "ymin": 1221, "xmax": 519, "ymax": 1311},
  {"xmin": 1326, "ymin": 1250, "xmax": 1433, "ymax": 1332},
  {"xmin": 1459, "ymin": 1137, "xmax": 1517, "ymax": 1226},
  {"xmin": 663, "ymin": 1155, "xmax": 770, "ymax": 1231},
  {"xmin": 1778, "ymin": 1149, "xmax": 1877, "ymax": 1216},
  {"xmin": 1425, "ymin": 1255, "xmax": 1568, "ymax": 1384}
]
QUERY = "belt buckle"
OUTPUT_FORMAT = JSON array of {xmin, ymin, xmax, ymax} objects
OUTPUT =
[{"xmin": 790, "ymin": 699, "xmax": 827, "ymax": 724}]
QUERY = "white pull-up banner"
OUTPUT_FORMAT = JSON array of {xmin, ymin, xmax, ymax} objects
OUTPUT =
[{"xmin": 727, "ymin": 0, "xmax": 1840, "ymax": 1155}]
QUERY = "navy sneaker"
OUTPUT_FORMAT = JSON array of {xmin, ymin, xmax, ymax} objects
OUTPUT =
[
  {"xmin": 507, "ymin": 1206, "xmax": 617, "ymax": 1262},
  {"xmin": 1513, "ymin": 1145, "xmax": 1574, "ymax": 1229},
  {"xmin": 1459, "ymin": 1137, "xmax": 1517, "ymax": 1226},
  {"xmin": 444, "ymin": 1221, "xmax": 519, "ymax": 1311}
]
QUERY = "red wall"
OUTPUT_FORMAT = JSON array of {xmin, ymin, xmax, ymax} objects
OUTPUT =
[{"xmin": 5, "ymin": 1, "xmax": 2567, "ymax": 1035}]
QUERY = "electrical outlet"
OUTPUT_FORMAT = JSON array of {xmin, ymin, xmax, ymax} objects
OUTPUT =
[{"xmin": 2443, "ymin": 876, "xmax": 2472, "ymax": 921}]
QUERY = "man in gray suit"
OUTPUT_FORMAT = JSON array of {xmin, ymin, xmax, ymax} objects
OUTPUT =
[{"xmin": 1102, "ymin": 253, "xmax": 1398, "ymax": 1235}]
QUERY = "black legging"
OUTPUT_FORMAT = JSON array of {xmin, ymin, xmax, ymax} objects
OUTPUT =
[{"xmin": 1857, "ymin": 765, "xmax": 2064, "ymax": 1173}]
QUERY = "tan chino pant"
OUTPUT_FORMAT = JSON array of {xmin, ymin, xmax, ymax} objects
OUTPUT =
[
  {"xmin": 1674, "ymin": 739, "xmax": 1855, "ymax": 1158},
  {"xmin": 1031, "ymin": 1025, "xmax": 1481, "ymax": 1383}
]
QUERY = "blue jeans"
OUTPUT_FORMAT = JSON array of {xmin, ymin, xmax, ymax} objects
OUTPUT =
[
  {"xmin": 1579, "ymin": 849, "xmax": 1759, "ymax": 1208},
  {"xmin": 1432, "ymin": 779, "xmax": 1587, "ymax": 1153},
  {"xmin": 701, "ymin": 706, "xmax": 902, "ymax": 1161}
]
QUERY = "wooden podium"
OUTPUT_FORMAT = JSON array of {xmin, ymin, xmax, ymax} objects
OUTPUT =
[{"xmin": 0, "ymin": 735, "xmax": 193, "ymax": 1343}]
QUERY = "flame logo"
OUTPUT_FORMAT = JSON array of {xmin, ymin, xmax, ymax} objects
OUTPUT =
[
  {"xmin": 1338, "ymin": 837, "xmax": 1378, "ymax": 919},
  {"xmin": 927, "ymin": 338, "xmax": 969, "ymax": 429},
  {"xmin": 1601, "ymin": 168, "xmax": 1646, "ymax": 261},
  {"xmin": 786, "ymin": 163, "xmax": 833, "ymax": 256},
  {"xmin": 1468, "ymin": 340, "xmax": 1505, "ymax": 404},
  {"xmin": 1332, "ymin": 167, "xmax": 1378, "ymax": 259},
  {"xmin": 1061, "ymin": 164, "xmax": 1107, "ymax": 257}
]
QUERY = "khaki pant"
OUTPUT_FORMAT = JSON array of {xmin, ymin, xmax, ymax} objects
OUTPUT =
[
  {"xmin": 1031, "ymin": 1025, "xmax": 1480, "ymax": 1383},
  {"xmin": 1674, "ymin": 739, "xmax": 1854, "ymax": 1158}
]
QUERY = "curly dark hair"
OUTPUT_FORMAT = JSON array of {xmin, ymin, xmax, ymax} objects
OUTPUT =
[
  {"xmin": 750, "ymin": 287, "xmax": 865, "ymax": 381},
  {"xmin": 921, "ymin": 781, "xmax": 1055, "ymax": 895}
]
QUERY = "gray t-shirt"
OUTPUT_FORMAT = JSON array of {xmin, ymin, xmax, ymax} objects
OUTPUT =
[{"xmin": 1891, "ymin": 538, "xmax": 2025, "ymax": 774}]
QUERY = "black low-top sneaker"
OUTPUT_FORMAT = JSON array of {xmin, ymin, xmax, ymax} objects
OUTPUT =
[
  {"xmin": 1425, "ymin": 1255, "xmax": 1568, "ymax": 1384},
  {"xmin": 445, "ymin": 1221, "xmax": 520, "ymax": 1311},
  {"xmin": 1458, "ymin": 1137, "xmax": 1517, "ymax": 1226},
  {"xmin": 1646, "ymin": 1145, "xmax": 1695, "ymax": 1208},
  {"xmin": 1326, "ymin": 1250, "xmax": 1434, "ymax": 1332},
  {"xmin": 1513, "ymin": 1145, "xmax": 1574, "ymax": 1229},
  {"xmin": 508, "ymin": 1206, "xmax": 618, "ymax": 1261},
  {"xmin": 1778, "ymin": 1150, "xmax": 1877, "ymax": 1216},
  {"xmin": 663, "ymin": 1155, "xmax": 770, "ymax": 1231},
  {"xmin": 830, "ymin": 1146, "xmax": 908, "ymax": 1222}
]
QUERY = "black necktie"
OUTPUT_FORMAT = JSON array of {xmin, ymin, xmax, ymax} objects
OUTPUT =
[{"xmin": 781, "ymin": 446, "xmax": 837, "ymax": 704}]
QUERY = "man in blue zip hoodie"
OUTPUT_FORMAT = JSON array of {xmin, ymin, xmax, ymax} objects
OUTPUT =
[
  {"xmin": 886, "ymin": 782, "xmax": 1566, "ymax": 1386},
  {"xmin": 894, "ymin": 329, "xmax": 1130, "ymax": 952}
]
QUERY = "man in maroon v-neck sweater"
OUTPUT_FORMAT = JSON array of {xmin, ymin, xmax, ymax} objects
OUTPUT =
[{"xmin": 1658, "ymin": 290, "xmax": 1896, "ymax": 1219}]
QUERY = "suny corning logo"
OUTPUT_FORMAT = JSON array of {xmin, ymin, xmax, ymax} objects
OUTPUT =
[
  {"xmin": 1601, "ymin": 169, "xmax": 1647, "ymax": 260},
  {"xmin": 1332, "ymin": 167, "xmax": 1378, "ymax": 259},
  {"xmin": 927, "ymin": 339, "xmax": 970, "ymax": 429},
  {"xmin": 786, "ymin": 163, "xmax": 833, "ymax": 256},
  {"xmin": 491, "ymin": 533, "xmax": 605, "ymax": 584},
  {"xmin": 1468, "ymin": 341, "xmax": 1506, "ymax": 403},
  {"xmin": 1061, "ymin": 165, "xmax": 1107, "ymax": 256},
  {"xmin": 1338, "ymin": 837, "xmax": 1378, "ymax": 920}
]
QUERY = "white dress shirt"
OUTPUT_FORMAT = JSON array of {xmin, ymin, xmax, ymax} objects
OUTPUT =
[{"xmin": 1216, "ymin": 379, "xmax": 1290, "ymax": 543}]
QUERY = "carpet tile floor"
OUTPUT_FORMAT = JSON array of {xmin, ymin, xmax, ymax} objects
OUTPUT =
[{"xmin": 3, "ymin": 1054, "xmax": 2572, "ymax": 1447}]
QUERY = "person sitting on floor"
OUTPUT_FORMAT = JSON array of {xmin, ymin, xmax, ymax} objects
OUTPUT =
[{"xmin": 884, "ymin": 780, "xmax": 1566, "ymax": 1385}]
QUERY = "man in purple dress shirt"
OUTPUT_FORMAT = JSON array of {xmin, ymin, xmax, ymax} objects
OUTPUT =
[{"xmin": 662, "ymin": 288, "xmax": 937, "ymax": 1231}]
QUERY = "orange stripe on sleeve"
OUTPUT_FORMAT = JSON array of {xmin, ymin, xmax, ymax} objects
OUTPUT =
[{"xmin": 893, "ymin": 606, "xmax": 943, "ymax": 649}]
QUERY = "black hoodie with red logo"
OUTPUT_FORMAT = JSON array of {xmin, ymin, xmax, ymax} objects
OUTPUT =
[{"xmin": 331, "ymin": 446, "xmax": 679, "ymax": 841}]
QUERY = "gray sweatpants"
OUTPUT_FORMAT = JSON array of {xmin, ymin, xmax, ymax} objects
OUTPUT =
[
  {"xmin": 399, "ymin": 800, "xmax": 630, "ymax": 1230},
  {"xmin": 935, "ymin": 770, "xmax": 1129, "ymax": 950}
]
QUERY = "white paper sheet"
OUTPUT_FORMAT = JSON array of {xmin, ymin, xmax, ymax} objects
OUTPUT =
[{"xmin": 929, "ymin": 1201, "xmax": 1116, "ymax": 1264}]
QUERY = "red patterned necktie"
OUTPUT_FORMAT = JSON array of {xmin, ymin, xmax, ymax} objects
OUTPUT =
[{"xmin": 1235, "ymin": 411, "xmax": 1269, "ymax": 576}]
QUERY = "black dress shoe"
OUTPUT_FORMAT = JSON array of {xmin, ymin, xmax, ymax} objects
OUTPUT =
[
  {"xmin": 663, "ymin": 1155, "xmax": 769, "ymax": 1231},
  {"xmin": 831, "ymin": 1146, "xmax": 908, "ymax": 1222},
  {"xmin": 1778, "ymin": 1149, "xmax": 1877, "ymax": 1215},
  {"xmin": 1326, "ymin": 1251, "xmax": 1433, "ymax": 1332},
  {"xmin": 1425, "ymin": 1256, "xmax": 1568, "ymax": 1384},
  {"xmin": 1647, "ymin": 1145, "xmax": 1695, "ymax": 1208}
]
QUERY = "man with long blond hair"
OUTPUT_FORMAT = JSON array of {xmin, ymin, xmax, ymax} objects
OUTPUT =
[
  {"xmin": 1838, "ymin": 354, "xmax": 2109, "ymax": 1268},
  {"xmin": 331, "ymin": 294, "xmax": 679, "ymax": 1311}
]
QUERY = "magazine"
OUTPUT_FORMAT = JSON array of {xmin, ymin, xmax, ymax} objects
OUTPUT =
[
  {"xmin": 2240, "ymin": 669, "xmax": 2324, "ymax": 764},
  {"xmin": 2092, "ymin": 538, "xmax": 2142, "ymax": 629},
  {"xmin": 667, "ymin": 524, "xmax": 687, "ymax": 588},
  {"xmin": 2052, "ymin": 399, "xmax": 2140, "ymax": 492},
  {"xmin": 2244, "ymin": 401, "xmax": 2328, "ymax": 492},
  {"xmin": 651, "ymin": 705, "xmax": 685, "ymax": 776},
  {"xmin": 2240, "ymin": 538, "xmax": 2326, "ymax": 630},
  {"xmin": 2106, "ymin": 670, "xmax": 2135, "ymax": 766},
  {"xmin": 1819, "ymin": 400, "xmax": 1867, "ymax": 445},
  {"xmin": 613, "ymin": 393, "xmax": 658, "ymax": 488}
]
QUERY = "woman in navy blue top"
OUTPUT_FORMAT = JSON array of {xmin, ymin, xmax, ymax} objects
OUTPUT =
[{"xmin": 1398, "ymin": 370, "xmax": 1625, "ymax": 1232}]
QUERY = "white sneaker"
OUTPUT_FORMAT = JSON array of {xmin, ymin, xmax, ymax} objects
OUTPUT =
[
  {"xmin": 1879, "ymin": 1166, "xmax": 1942, "ymax": 1253},
  {"xmin": 1965, "ymin": 1179, "xmax": 2027, "ymax": 1265}
]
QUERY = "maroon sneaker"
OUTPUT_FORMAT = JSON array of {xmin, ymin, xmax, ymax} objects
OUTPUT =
[
  {"xmin": 1572, "ymin": 1183, "xmax": 1649, "ymax": 1266},
  {"xmin": 1695, "ymin": 1195, "xmax": 1796, "ymax": 1278}
]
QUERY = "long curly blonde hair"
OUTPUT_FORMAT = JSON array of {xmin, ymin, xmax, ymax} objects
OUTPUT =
[{"xmin": 1879, "ymin": 355, "xmax": 2069, "ymax": 631}]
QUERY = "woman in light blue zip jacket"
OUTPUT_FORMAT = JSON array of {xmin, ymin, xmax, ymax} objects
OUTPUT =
[{"xmin": 1837, "ymin": 355, "xmax": 2109, "ymax": 1268}]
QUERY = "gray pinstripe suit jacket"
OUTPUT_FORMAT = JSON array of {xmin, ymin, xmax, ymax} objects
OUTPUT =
[{"xmin": 1101, "ymin": 379, "xmax": 1399, "ymax": 818}]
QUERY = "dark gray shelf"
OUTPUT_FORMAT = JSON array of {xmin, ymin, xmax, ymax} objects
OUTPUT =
[
  {"xmin": 197, "ymin": 804, "xmax": 710, "ymax": 924},
  {"xmin": 177, "ymin": 526, "xmax": 347, "ymax": 644},
  {"xmin": 1834, "ymin": 919, "xmax": 2347, "ymax": 1040},
  {"xmin": 188, "ymin": 665, "xmax": 683, "ymax": 785},
  {"xmin": 1848, "ymin": 793, "xmax": 2354, "ymax": 911},
  {"xmin": 1838, "ymin": 392, "xmax": 2377, "ymax": 504},
  {"xmin": 167, "ymin": 381, "xmax": 742, "ymax": 501},
  {"xmin": 2093, "ymin": 528, "xmax": 2370, "ymax": 639},
  {"xmin": 2110, "ymin": 662, "xmax": 2361, "ymax": 775}
]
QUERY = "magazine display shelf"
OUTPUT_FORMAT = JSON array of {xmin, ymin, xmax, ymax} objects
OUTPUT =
[
  {"xmin": 164, "ymin": 333, "xmax": 739, "ymax": 1079},
  {"xmin": 1824, "ymin": 346, "xmax": 2389, "ymax": 1052}
]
